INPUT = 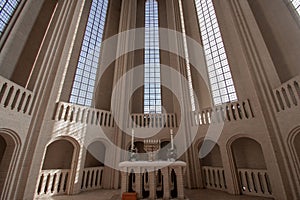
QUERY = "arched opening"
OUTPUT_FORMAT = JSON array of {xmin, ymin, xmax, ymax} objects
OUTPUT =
[
  {"xmin": 288, "ymin": 128, "xmax": 300, "ymax": 188},
  {"xmin": 128, "ymin": 169, "xmax": 135, "ymax": 193},
  {"xmin": 198, "ymin": 140, "xmax": 226, "ymax": 191},
  {"xmin": 37, "ymin": 139, "xmax": 78, "ymax": 196},
  {"xmin": 81, "ymin": 141, "xmax": 106, "ymax": 191},
  {"xmin": 170, "ymin": 169, "xmax": 178, "ymax": 198},
  {"xmin": 42, "ymin": 140, "xmax": 74, "ymax": 170},
  {"xmin": 231, "ymin": 137, "xmax": 272, "ymax": 197},
  {"xmin": 0, "ymin": 131, "xmax": 20, "ymax": 199},
  {"xmin": 156, "ymin": 169, "xmax": 163, "ymax": 198},
  {"xmin": 142, "ymin": 170, "xmax": 150, "ymax": 198},
  {"xmin": 85, "ymin": 141, "xmax": 106, "ymax": 168},
  {"xmin": 0, "ymin": 135, "xmax": 6, "ymax": 165},
  {"xmin": 0, "ymin": 135, "xmax": 7, "ymax": 197},
  {"xmin": 294, "ymin": 132, "xmax": 300, "ymax": 164}
]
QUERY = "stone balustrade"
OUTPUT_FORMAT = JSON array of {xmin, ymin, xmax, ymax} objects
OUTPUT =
[
  {"xmin": 238, "ymin": 168, "xmax": 272, "ymax": 198},
  {"xmin": 129, "ymin": 113, "xmax": 177, "ymax": 128},
  {"xmin": 81, "ymin": 167, "xmax": 104, "ymax": 191},
  {"xmin": 273, "ymin": 75, "xmax": 300, "ymax": 112},
  {"xmin": 54, "ymin": 102, "xmax": 114, "ymax": 127},
  {"xmin": 54, "ymin": 101, "xmax": 178, "ymax": 129},
  {"xmin": 192, "ymin": 99, "xmax": 254, "ymax": 126},
  {"xmin": 119, "ymin": 161, "xmax": 186, "ymax": 199},
  {"xmin": 35, "ymin": 169, "xmax": 70, "ymax": 197},
  {"xmin": 0, "ymin": 75, "xmax": 34, "ymax": 115},
  {"xmin": 202, "ymin": 166, "xmax": 227, "ymax": 191}
]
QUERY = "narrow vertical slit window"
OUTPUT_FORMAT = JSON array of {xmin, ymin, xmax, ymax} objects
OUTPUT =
[
  {"xmin": 195, "ymin": 0, "xmax": 237, "ymax": 105},
  {"xmin": 0, "ymin": 0, "xmax": 21, "ymax": 38},
  {"xmin": 70, "ymin": 0, "xmax": 108, "ymax": 106},
  {"xmin": 144, "ymin": 0, "xmax": 162, "ymax": 113}
]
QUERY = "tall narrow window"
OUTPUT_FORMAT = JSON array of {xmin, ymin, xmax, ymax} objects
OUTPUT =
[
  {"xmin": 0, "ymin": 0, "xmax": 21, "ymax": 38},
  {"xmin": 144, "ymin": 0, "xmax": 162, "ymax": 113},
  {"xmin": 70, "ymin": 0, "xmax": 108, "ymax": 106},
  {"xmin": 290, "ymin": 0, "xmax": 300, "ymax": 15},
  {"xmin": 195, "ymin": 0, "xmax": 237, "ymax": 105}
]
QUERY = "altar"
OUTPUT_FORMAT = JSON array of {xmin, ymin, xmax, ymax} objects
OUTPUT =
[{"xmin": 119, "ymin": 161, "xmax": 186, "ymax": 200}]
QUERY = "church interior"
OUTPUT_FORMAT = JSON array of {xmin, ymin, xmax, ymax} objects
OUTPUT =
[{"xmin": 0, "ymin": 0, "xmax": 300, "ymax": 199}]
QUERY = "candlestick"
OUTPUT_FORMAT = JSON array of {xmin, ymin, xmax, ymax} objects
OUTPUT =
[{"xmin": 170, "ymin": 129, "xmax": 174, "ymax": 150}]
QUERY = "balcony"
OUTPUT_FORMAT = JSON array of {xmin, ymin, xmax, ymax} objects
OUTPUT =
[
  {"xmin": 191, "ymin": 99, "xmax": 254, "ymax": 127},
  {"xmin": 0, "ymin": 75, "xmax": 34, "ymax": 116},
  {"xmin": 273, "ymin": 75, "xmax": 300, "ymax": 112}
]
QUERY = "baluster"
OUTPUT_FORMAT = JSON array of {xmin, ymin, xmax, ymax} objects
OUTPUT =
[
  {"xmin": 82, "ymin": 170, "xmax": 87, "ymax": 190},
  {"xmin": 12, "ymin": 89, "xmax": 22, "ymax": 111},
  {"xmin": 91, "ymin": 170, "xmax": 95, "ymax": 189},
  {"xmin": 208, "ymin": 169, "xmax": 212, "ymax": 187},
  {"xmin": 66, "ymin": 106, "xmax": 72, "ymax": 121},
  {"xmin": 219, "ymin": 169, "xmax": 225, "ymax": 189},
  {"xmin": 216, "ymin": 169, "xmax": 221, "ymax": 189},
  {"xmin": 251, "ymin": 171, "xmax": 259, "ymax": 193},
  {"xmin": 61, "ymin": 171, "xmax": 68, "ymax": 193},
  {"xmin": 24, "ymin": 94, "xmax": 33, "ymax": 115},
  {"xmin": 285, "ymin": 85, "xmax": 296, "ymax": 107},
  {"xmin": 202, "ymin": 168, "xmax": 207, "ymax": 186},
  {"xmin": 0, "ymin": 83, "xmax": 8, "ymax": 105},
  {"xmin": 239, "ymin": 170, "xmax": 247, "ymax": 192},
  {"xmin": 77, "ymin": 108, "xmax": 82, "ymax": 123},
  {"xmin": 47, "ymin": 172, "xmax": 54, "ymax": 194},
  {"xmin": 54, "ymin": 103, "xmax": 62, "ymax": 120},
  {"xmin": 53, "ymin": 171, "xmax": 60, "ymax": 194},
  {"xmin": 246, "ymin": 171, "xmax": 254, "ymax": 193},
  {"xmin": 289, "ymin": 84, "xmax": 299, "ymax": 106},
  {"xmin": 2, "ymin": 87, "xmax": 13, "ymax": 107},
  {"xmin": 281, "ymin": 88, "xmax": 291, "ymax": 108},
  {"xmin": 236, "ymin": 103, "xmax": 243, "ymax": 120},
  {"xmin": 40, "ymin": 172, "xmax": 47, "ymax": 195},
  {"xmin": 61, "ymin": 105, "xmax": 67, "ymax": 121},
  {"xmin": 260, "ymin": 172, "xmax": 270, "ymax": 194},
  {"xmin": 154, "ymin": 114, "xmax": 157, "ymax": 128}
]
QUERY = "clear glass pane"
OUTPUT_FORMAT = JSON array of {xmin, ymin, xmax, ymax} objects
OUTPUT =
[
  {"xmin": 144, "ymin": 0, "xmax": 162, "ymax": 113},
  {"xmin": 69, "ymin": 0, "xmax": 108, "ymax": 106},
  {"xmin": 195, "ymin": 0, "xmax": 237, "ymax": 105},
  {"xmin": 0, "ymin": 0, "xmax": 21, "ymax": 38}
]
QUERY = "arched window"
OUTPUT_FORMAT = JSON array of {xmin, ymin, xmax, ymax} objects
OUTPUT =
[
  {"xmin": 144, "ymin": 0, "xmax": 162, "ymax": 114},
  {"xmin": 195, "ymin": 0, "xmax": 237, "ymax": 105},
  {"xmin": 0, "ymin": 0, "xmax": 21, "ymax": 38},
  {"xmin": 69, "ymin": 0, "xmax": 108, "ymax": 106}
]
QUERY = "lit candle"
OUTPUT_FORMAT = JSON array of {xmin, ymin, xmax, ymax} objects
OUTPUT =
[
  {"xmin": 170, "ymin": 129, "xmax": 174, "ymax": 150},
  {"xmin": 131, "ymin": 129, "xmax": 134, "ymax": 150}
]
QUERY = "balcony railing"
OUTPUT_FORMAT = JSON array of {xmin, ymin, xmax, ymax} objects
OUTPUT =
[
  {"xmin": 0, "ymin": 76, "xmax": 33, "ymax": 115},
  {"xmin": 81, "ymin": 167, "xmax": 104, "ymax": 191},
  {"xmin": 129, "ymin": 113, "xmax": 177, "ymax": 128},
  {"xmin": 192, "ymin": 99, "xmax": 254, "ymax": 126},
  {"xmin": 35, "ymin": 169, "xmax": 70, "ymax": 197},
  {"xmin": 202, "ymin": 166, "xmax": 227, "ymax": 191},
  {"xmin": 54, "ymin": 102, "xmax": 114, "ymax": 127},
  {"xmin": 238, "ymin": 168, "xmax": 272, "ymax": 198},
  {"xmin": 273, "ymin": 75, "xmax": 300, "ymax": 112},
  {"xmin": 54, "ymin": 102, "xmax": 178, "ymax": 129}
]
